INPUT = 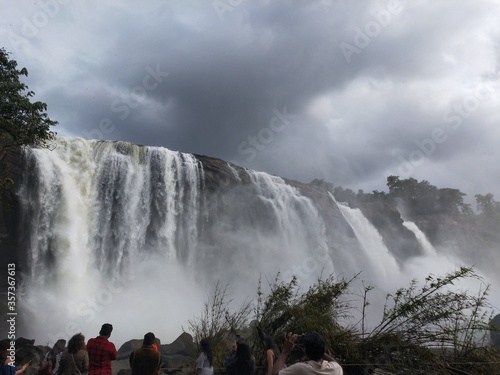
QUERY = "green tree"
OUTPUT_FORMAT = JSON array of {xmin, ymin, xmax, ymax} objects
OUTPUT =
[
  {"xmin": 332, "ymin": 186, "xmax": 358, "ymax": 206},
  {"xmin": 475, "ymin": 193, "xmax": 496, "ymax": 216},
  {"xmin": 0, "ymin": 48, "xmax": 57, "ymax": 149},
  {"xmin": 386, "ymin": 176, "xmax": 470, "ymax": 216},
  {"xmin": 437, "ymin": 187, "xmax": 470, "ymax": 215}
]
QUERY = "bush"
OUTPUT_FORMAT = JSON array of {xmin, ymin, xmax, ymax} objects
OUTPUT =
[{"xmin": 187, "ymin": 268, "xmax": 500, "ymax": 374}]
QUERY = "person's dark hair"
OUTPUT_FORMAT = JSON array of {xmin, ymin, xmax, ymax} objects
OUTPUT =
[
  {"xmin": 52, "ymin": 339, "xmax": 66, "ymax": 354},
  {"xmin": 0, "ymin": 341, "xmax": 9, "ymax": 357},
  {"xmin": 143, "ymin": 332, "xmax": 155, "ymax": 346},
  {"xmin": 99, "ymin": 323, "xmax": 113, "ymax": 336},
  {"xmin": 68, "ymin": 333, "xmax": 85, "ymax": 354},
  {"xmin": 200, "ymin": 338, "xmax": 213, "ymax": 366},
  {"xmin": 233, "ymin": 339, "xmax": 254, "ymax": 375},
  {"xmin": 263, "ymin": 335, "xmax": 280, "ymax": 359},
  {"xmin": 302, "ymin": 332, "xmax": 325, "ymax": 361}
]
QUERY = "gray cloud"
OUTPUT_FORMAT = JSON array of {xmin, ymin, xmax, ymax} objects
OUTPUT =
[{"xmin": 1, "ymin": 0, "xmax": 499, "ymax": 199}]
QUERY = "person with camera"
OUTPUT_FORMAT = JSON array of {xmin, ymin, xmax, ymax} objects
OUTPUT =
[{"xmin": 272, "ymin": 332, "xmax": 343, "ymax": 375}]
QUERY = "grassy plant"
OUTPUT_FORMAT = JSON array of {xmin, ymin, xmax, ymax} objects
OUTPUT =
[
  {"xmin": 187, "ymin": 267, "xmax": 500, "ymax": 374},
  {"xmin": 186, "ymin": 281, "xmax": 252, "ymax": 368}
]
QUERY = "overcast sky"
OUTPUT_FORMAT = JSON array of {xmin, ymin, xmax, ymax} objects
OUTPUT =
[{"xmin": 2, "ymin": 0, "xmax": 499, "ymax": 202}]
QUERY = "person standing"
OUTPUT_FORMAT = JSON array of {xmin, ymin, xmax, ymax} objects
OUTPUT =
[
  {"xmin": 129, "ymin": 333, "xmax": 161, "ymax": 375},
  {"xmin": 59, "ymin": 333, "xmax": 88, "ymax": 375},
  {"xmin": 87, "ymin": 324, "xmax": 117, "ymax": 375},
  {"xmin": 195, "ymin": 338, "xmax": 213, "ymax": 375},
  {"xmin": 225, "ymin": 338, "xmax": 255, "ymax": 375},
  {"xmin": 262, "ymin": 336, "xmax": 280, "ymax": 375},
  {"xmin": 37, "ymin": 339, "xmax": 66, "ymax": 375},
  {"xmin": 272, "ymin": 332, "xmax": 343, "ymax": 375}
]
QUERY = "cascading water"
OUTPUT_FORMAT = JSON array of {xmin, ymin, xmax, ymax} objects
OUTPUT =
[
  {"xmin": 335, "ymin": 201, "xmax": 400, "ymax": 290},
  {"xmin": 402, "ymin": 221, "xmax": 436, "ymax": 256},
  {"xmin": 17, "ymin": 137, "xmax": 340, "ymax": 346},
  {"xmin": 18, "ymin": 138, "xmax": 210, "ymax": 345},
  {"xmin": 16, "ymin": 137, "xmax": 498, "ymax": 346},
  {"xmin": 335, "ymin": 200, "xmax": 498, "ymax": 329}
]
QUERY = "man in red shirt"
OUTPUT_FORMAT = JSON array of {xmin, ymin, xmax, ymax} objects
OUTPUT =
[{"xmin": 87, "ymin": 323, "xmax": 118, "ymax": 375}]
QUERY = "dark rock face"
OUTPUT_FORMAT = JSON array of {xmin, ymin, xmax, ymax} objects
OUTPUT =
[
  {"xmin": 192, "ymin": 154, "xmax": 365, "ymax": 276},
  {"xmin": 0, "ymin": 147, "xmax": 24, "ymax": 338},
  {"xmin": 358, "ymin": 201, "xmax": 422, "ymax": 262}
]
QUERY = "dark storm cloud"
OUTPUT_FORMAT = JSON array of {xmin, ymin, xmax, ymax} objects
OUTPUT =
[
  {"xmin": 54, "ymin": 1, "xmax": 357, "ymax": 156},
  {"xmin": 1, "ymin": 0, "xmax": 499, "ymax": 196}
]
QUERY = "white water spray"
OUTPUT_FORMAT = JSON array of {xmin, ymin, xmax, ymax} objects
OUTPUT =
[{"xmin": 17, "ymin": 137, "xmax": 498, "ymax": 347}]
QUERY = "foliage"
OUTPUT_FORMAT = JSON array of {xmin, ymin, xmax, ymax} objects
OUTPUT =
[
  {"xmin": 254, "ymin": 273, "xmax": 354, "ymax": 344},
  {"xmin": 188, "ymin": 268, "xmax": 500, "ymax": 374},
  {"xmin": 371, "ymin": 268, "xmax": 484, "ymax": 342},
  {"xmin": 475, "ymin": 193, "xmax": 500, "ymax": 216},
  {"xmin": 0, "ymin": 47, "xmax": 57, "ymax": 150},
  {"xmin": 325, "ymin": 175, "xmax": 474, "ymax": 217},
  {"xmin": 385, "ymin": 175, "xmax": 470, "ymax": 216},
  {"xmin": 364, "ymin": 267, "xmax": 494, "ymax": 372},
  {"xmin": 332, "ymin": 186, "xmax": 358, "ymax": 207},
  {"xmin": 186, "ymin": 281, "xmax": 252, "ymax": 369}
]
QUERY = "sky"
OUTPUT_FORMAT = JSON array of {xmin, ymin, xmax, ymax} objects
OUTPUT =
[{"xmin": 1, "ymin": 0, "xmax": 500, "ymax": 202}]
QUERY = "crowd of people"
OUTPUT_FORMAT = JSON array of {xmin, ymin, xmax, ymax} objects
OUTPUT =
[
  {"xmin": 221, "ymin": 332, "xmax": 343, "ymax": 375},
  {"xmin": 1, "ymin": 323, "xmax": 343, "ymax": 375}
]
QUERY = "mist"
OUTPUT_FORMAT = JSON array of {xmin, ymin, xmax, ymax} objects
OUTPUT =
[{"xmin": 16, "ymin": 138, "xmax": 499, "ymax": 348}]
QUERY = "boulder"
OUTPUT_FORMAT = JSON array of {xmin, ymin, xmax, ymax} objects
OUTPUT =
[
  {"xmin": 160, "ymin": 332, "xmax": 196, "ymax": 357},
  {"xmin": 115, "ymin": 333, "xmax": 196, "ymax": 375},
  {"xmin": 117, "ymin": 339, "xmax": 143, "ymax": 361},
  {"xmin": 159, "ymin": 332, "xmax": 196, "ymax": 374}
]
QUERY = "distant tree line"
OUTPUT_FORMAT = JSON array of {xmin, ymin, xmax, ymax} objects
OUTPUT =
[{"xmin": 311, "ymin": 176, "xmax": 499, "ymax": 220}]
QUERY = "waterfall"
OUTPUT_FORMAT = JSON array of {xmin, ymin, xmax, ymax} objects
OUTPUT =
[
  {"xmin": 16, "ymin": 137, "xmax": 497, "ymax": 346},
  {"xmin": 19, "ymin": 138, "xmax": 209, "ymax": 345},
  {"xmin": 403, "ymin": 221, "xmax": 437, "ymax": 256},
  {"xmin": 335, "ymin": 201, "xmax": 400, "ymax": 290},
  {"xmin": 17, "ymin": 137, "xmax": 338, "ymax": 345},
  {"xmin": 332, "ymin": 198, "xmax": 495, "ymax": 331}
]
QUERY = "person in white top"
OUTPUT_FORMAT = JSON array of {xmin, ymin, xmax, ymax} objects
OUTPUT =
[
  {"xmin": 195, "ymin": 338, "xmax": 214, "ymax": 375},
  {"xmin": 272, "ymin": 332, "xmax": 343, "ymax": 375}
]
